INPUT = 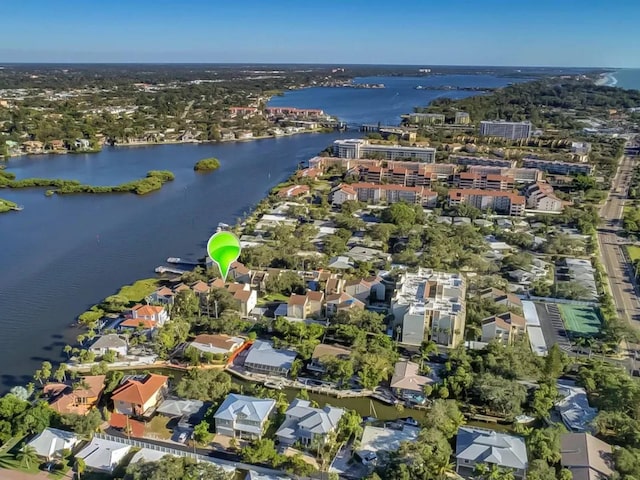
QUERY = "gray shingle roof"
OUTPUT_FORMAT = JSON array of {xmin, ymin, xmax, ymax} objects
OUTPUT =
[
  {"xmin": 245, "ymin": 340, "xmax": 297, "ymax": 370},
  {"xmin": 90, "ymin": 334, "xmax": 127, "ymax": 349},
  {"xmin": 276, "ymin": 399, "xmax": 344, "ymax": 440},
  {"xmin": 456, "ymin": 427, "xmax": 528, "ymax": 471},
  {"xmin": 214, "ymin": 394, "xmax": 275, "ymax": 424}
]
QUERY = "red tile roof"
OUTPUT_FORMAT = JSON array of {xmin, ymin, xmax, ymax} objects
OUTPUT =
[
  {"xmin": 132, "ymin": 304, "xmax": 165, "ymax": 316},
  {"xmin": 111, "ymin": 374, "xmax": 168, "ymax": 406},
  {"xmin": 109, "ymin": 413, "xmax": 145, "ymax": 437},
  {"xmin": 120, "ymin": 318, "xmax": 157, "ymax": 329}
]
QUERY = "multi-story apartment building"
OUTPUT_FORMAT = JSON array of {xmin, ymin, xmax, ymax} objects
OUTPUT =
[
  {"xmin": 333, "ymin": 139, "xmax": 436, "ymax": 162},
  {"xmin": 450, "ymin": 155, "xmax": 516, "ymax": 168},
  {"xmin": 454, "ymin": 172, "xmax": 515, "ymax": 191},
  {"xmin": 448, "ymin": 189, "xmax": 526, "ymax": 215},
  {"xmin": 479, "ymin": 120, "xmax": 533, "ymax": 140},
  {"xmin": 454, "ymin": 111, "xmax": 471, "ymax": 125},
  {"xmin": 467, "ymin": 165, "xmax": 544, "ymax": 184},
  {"xmin": 521, "ymin": 157, "xmax": 595, "ymax": 175},
  {"xmin": 392, "ymin": 269, "xmax": 466, "ymax": 348},
  {"xmin": 525, "ymin": 182, "xmax": 565, "ymax": 212},
  {"xmin": 332, "ymin": 183, "xmax": 437, "ymax": 207},
  {"xmin": 407, "ymin": 113, "xmax": 445, "ymax": 125},
  {"xmin": 481, "ymin": 312, "xmax": 527, "ymax": 345}
]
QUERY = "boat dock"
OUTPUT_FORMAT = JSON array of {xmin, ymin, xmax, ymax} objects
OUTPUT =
[
  {"xmin": 166, "ymin": 257, "xmax": 203, "ymax": 266},
  {"xmin": 155, "ymin": 266, "xmax": 186, "ymax": 275}
]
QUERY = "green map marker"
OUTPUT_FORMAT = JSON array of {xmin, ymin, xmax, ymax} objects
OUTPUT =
[{"xmin": 207, "ymin": 231, "xmax": 241, "ymax": 282}]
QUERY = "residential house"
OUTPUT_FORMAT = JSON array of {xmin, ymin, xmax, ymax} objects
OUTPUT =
[
  {"xmin": 327, "ymin": 256, "xmax": 355, "ymax": 270},
  {"xmin": 345, "ymin": 276, "xmax": 385, "ymax": 304},
  {"xmin": 277, "ymin": 184, "xmax": 310, "ymax": 198},
  {"xmin": 244, "ymin": 340, "xmax": 297, "ymax": 376},
  {"xmin": 111, "ymin": 374, "xmax": 169, "ymax": 417},
  {"xmin": 481, "ymin": 312, "xmax": 527, "ymax": 345},
  {"xmin": 325, "ymin": 275, "xmax": 346, "ymax": 295},
  {"xmin": 556, "ymin": 383, "xmax": 598, "ymax": 432},
  {"xmin": 189, "ymin": 334, "xmax": 244, "ymax": 356},
  {"xmin": 191, "ymin": 280, "xmax": 210, "ymax": 297},
  {"xmin": 89, "ymin": 334, "xmax": 128, "ymax": 357},
  {"xmin": 330, "ymin": 184, "xmax": 358, "ymax": 206},
  {"xmin": 48, "ymin": 139, "xmax": 66, "ymax": 151},
  {"xmin": 478, "ymin": 288, "xmax": 522, "ymax": 310},
  {"xmin": 27, "ymin": 428, "xmax": 80, "ymax": 461},
  {"xmin": 455, "ymin": 427, "xmax": 528, "ymax": 479},
  {"xmin": 357, "ymin": 425, "xmax": 420, "ymax": 466},
  {"xmin": 389, "ymin": 360, "xmax": 432, "ymax": 402},
  {"xmin": 347, "ymin": 247, "xmax": 392, "ymax": 265},
  {"xmin": 213, "ymin": 393, "xmax": 276, "ymax": 440},
  {"xmin": 230, "ymin": 262, "xmax": 252, "ymax": 284},
  {"xmin": 225, "ymin": 282, "xmax": 258, "ymax": 317},
  {"xmin": 74, "ymin": 138, "xmax": 91, "ymax": 149},
  {"xmin": 276, "ymin": 399, "xmax": 345, "ymax": 447},
  {"xmin": 308, "ymin": 344, "xmax": 352, "ymax": 373},
  {"xmin": 22, "ymin": 140, "xmax": 44, "ymax": 153},
  {"xmin": 121, "ymin": 304, "xmax": 169, "ymax": 330},
  {"xmin": 560, "ymin": 433, "xmax": 614, "ymax": 480},
  {"xmin": 307, "ymin": 290, "xmax": 324, "ymax": 317},
  {"xmin": 44, "ymin": 375, "xmax": 106, "ymax": 415},
  {"xmin": 325, "ymin": 292, "xmax": 365, "ymax": 316},
  {"xmin": 148, "ymin": 286, "xmax": 175, "ymax": 305},
  {"xmin": 287, "ymin": 290, "xmax": 324, "ymax": 319},
  {"xmin": 75, "ymin": 437, "xmax": 132, "ymax": 474}
]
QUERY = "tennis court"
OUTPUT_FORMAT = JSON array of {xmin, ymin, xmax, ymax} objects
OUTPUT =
[{"xmin": 558, "ymin": 304, "xmax": 602, "ymax": 337}]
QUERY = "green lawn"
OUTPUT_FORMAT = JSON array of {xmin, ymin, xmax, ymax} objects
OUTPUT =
[
  {"xmin": 116, "ymin": 278, "xmax": 160, "ymax": 303},
  {"xmin": 627, "ymin": 245, "xmax": 640, "ymax": 262},
  {"xmin": 260, "ymin": 293, "xmax": 289, "ymax": 303}
]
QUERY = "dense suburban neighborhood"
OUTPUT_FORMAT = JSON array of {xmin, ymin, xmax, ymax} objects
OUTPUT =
[{"xmin": 2, "ymin": 64, "xmax": 640, "ymax": 480}]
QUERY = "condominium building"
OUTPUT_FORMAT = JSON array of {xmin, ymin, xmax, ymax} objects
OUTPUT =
[
  {"xmin": 407, "ymin": 113, "xmax": 445, "ymax": 125},
  {"xmin": 454, "ymin": 172, "xmax": 515, "ymax": 191},
  {"xmin": 333, "ymin": 139, "xmax": 436, "ymax": 162},
  {"xmin": 525, "ymin": 182, "xmax": 565, "ymax": 212},
  {"xmin": 521, "ymin": 157, "xmax": 595, "ymax": 175},
  {"xmin": 331, "ymin": 182, "xmax": 437, "ymax": 207},
  {"xmin": 454, "ymin": 111, "xmax": 471, "ymax": 125},
  {"xmin": 450, "ymin": 155, "xmax": 516, "ymax": 168},
  {"xmin": 448, "ymin": 189, "xmax": 525, "ymax": 216},
  {"xmin": 479, "ymin": 120, "xmax": 533, "ymax": 140},
  {"xmin": 360, "ymin": 164, "xmax": 454, "ymax": 187},
  {"xmin": 481, "ymin": 312, "xmax": 527, "ymax": 345},
  {"xmin": 392, "ymin": 268, "xmax": 466, "ymax": 348},
  {"xmin": 468, "ymin": 165, "xmax": 543, "ymax": 184}
]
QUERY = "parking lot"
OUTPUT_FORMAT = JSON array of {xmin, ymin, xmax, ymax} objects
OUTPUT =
[{"xmin": 535, "ymin": 302, "xmax": 572, "ymax": 353}]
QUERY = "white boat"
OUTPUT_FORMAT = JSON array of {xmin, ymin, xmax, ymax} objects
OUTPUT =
[
  {"xmin": 264, "ymin": 381, "xmax": 285, "ymax": 390},
  {"xmin": 215, "ymin": 222, "xmax": 230, "ymax": 233}
]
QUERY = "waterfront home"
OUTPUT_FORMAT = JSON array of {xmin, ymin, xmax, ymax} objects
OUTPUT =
[
  {"xmin": 130, "ymin": 304, "xmax": 169, "ymax": 325},
  {"xmin": 276, "ymin": 398, "xmax": 345, "ymax": 447},
  {"xmin": 75, "ymin": 437, "xmax": 132, "ymax": 474},
  {"xmin": 481, "ymin": 312, "xmax": 527, "ymax": 345},
  {"xmin": 48, "ymin": 139, "xmax": 66, "ymax": 151},
  {"xmin": 244, "ymin": 340, "xmax": 297, "ymax": 376},
  {"xmin": 455, "ymin": 427, "xmax": 528, "ymax": 479},
  {"xmin": 277, "ymin": 184, "xmax": 310, "ymax": 198},
  {"xmin": 111, "ymin": 373, "xmax": 169, "ymax": 418},
  {"xmin": 560, "ymin": 433, "xmax": 614, "ymax": 480},
  {"xmin": 389, "ymin": 360, "xmax": 433, "ymax": 403},
  {"xmin": 21, "ymin": 140, "xmax": 44, "ymax": 153},
  {"xmin": 308, "ymin": 344, "xmax": 352, "ymax": 373},
  {"xmin": 325, "ymin": 292, "xmax": 365, "ymax": 316},
  {"xmin": 27, "ymin": 427, "xmax": 80, "ymax": 461},
  {"xmin": 43, "ymin": 375, "xmax": 106, "ymax": 415},
  {"xmin": 189, "ymin": 334, "xmax": 244, "ymax": 356},
  {"xmin": 89, "ymin": 334, "xmax": 128, "ymax": 357},
  {"xmin": 147, "ymin": 286, "xmax": 175, "ymax": 305},
  {"xmin": 357, "ymin": 425, "xmax": 420, "ymax": 466},
  {"xmin": 213, "ymin": 393, "xmax": 276, "ymax": 440},
  {"xmin": 74, "ymin": 138, "xmax": 91, "ymax": 149},
  {"xmin": 191, "ymin": 280, "xmax": 210, "ymax": 296}
]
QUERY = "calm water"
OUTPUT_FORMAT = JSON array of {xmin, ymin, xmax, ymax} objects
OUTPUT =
[
  {"xmin": 612, "ymin": 69, "xmax": 640, "ymax": 90},
  {"xmin": 269, "ymin": 75, "xmax": 527, "ymax": 125},
  {"xmin": 0, "ymin": 74, "xmax": 522, "ymax": 392}
]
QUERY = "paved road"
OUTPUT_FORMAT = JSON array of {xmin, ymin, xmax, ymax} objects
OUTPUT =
[{"xmin": 597, "ymin": 156, "xmax": 640, "ymax": 328}]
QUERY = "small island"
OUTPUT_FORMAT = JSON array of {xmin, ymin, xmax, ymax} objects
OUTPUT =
[
  {"xmin": 194, "ymin": 157, "xmax": 221, "ymax": 172},
  {"xmin": 0, "ymin": 198, "xmax": 21, "ymax": 213}
]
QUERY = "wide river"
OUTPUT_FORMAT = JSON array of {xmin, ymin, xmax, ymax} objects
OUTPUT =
[{"xmin": 0, "ymin": 75, "xmax": 523, "ymax": 391}]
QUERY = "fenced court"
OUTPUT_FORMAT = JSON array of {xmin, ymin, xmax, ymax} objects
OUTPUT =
[{"xmin": 558, "ymin": 304, "xmax": 602, "ymax": 337}]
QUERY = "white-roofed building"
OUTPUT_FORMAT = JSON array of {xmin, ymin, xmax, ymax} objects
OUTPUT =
[
  {"xmin": 214, "ymin": 393, "xmax": 276, "ymax": 440},
  {"xmin": 276, "ymin": 398, "xmax": 345, "ymax": 447},
  {"xmin": 556, "ymin": 383, "xmax": 598, "ymax": 433},
  {"xmin": 455, "ymin": 427, "xmax": 528, "ymax": 479},
  {"xmin": 357, "ymin": 425, "xmax": 420, "ymax": 465},
  {"xmin": 392, "ymin": 268, "xmax": 466, "ymax": 348},
  {"xmin": 27, "ymin": 428, "xmax": 80, "ymax": 461},
  {"xmin": 75, "ymin": 437, "xmax": 132, "ymax": 474}
]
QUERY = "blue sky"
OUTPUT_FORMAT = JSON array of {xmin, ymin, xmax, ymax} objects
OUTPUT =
[{"xmin": 1, "ymin": 0, "xmax": 639, "ymax": 67}]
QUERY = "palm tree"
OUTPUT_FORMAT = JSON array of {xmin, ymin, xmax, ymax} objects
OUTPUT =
[
  {"xmin": 17, "ymin": 445, "xmax": 39, "ymax": 469},
  {"xmin": 75, "ymin": 457, "xmax": 86, "ymax": 480}
]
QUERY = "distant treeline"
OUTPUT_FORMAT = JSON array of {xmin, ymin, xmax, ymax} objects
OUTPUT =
[{"xmin": 0, "ymin": 170, "xmax": 174, "ymax": 195}]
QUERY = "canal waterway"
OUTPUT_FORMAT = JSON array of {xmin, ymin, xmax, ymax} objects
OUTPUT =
[{"xmin": 0, "ymin": 74, "xmax": 522, "ymax": 392}]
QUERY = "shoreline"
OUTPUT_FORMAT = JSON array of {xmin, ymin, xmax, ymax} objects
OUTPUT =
[
  {"xmin": 595, "ymin": 71, "xmax": 618, "ymax": 87},
  {"xmin": 2, "ymin": 127, "xmax": 334, "ymax": 161}
]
